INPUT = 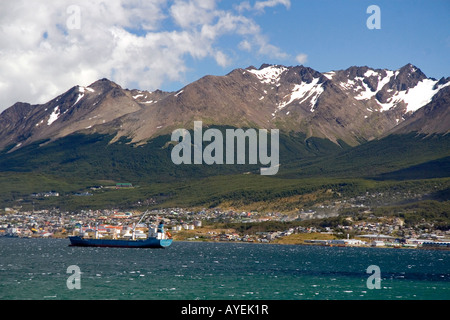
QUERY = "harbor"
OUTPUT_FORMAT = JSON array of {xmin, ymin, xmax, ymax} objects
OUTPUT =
[
  {"xmin": 1, "ymin": 237, "xmax": 449, "ymax": 300},
  {"xmin": 1, "ymin": 207, "xmax": 449, "ymax": 250}
]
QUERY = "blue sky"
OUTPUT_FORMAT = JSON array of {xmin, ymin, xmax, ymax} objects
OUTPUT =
[
  {"xmin": 182, "ymin": 0, "xmax": 450, "ymax": 88},
  {"xmin": 0, "ymin": 0, "xmax": 449, "ymax": 112}
]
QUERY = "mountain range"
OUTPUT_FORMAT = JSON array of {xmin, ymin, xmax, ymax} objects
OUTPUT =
[
  {"xmin": 0, "ymin": 63, "xmax": 449, "ymax": 210},
  {"xmin": 1, "ymin": 63, "xmax": 449, "ymax": 152}
]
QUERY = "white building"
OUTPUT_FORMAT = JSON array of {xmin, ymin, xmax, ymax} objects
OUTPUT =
[
  {"xmin": 371, "ymin": 240, "xmax": 385, "ymax": 247},
  {"xmin": 329, "ymin": 239, "xmax": 365, "ymax": 246},
  {"xmin": 194, "ymin": 220, "xmax": 202, "ymax": 227}
]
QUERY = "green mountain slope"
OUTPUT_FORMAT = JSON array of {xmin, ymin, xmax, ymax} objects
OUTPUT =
[
  {"xmin": 0, "ymin": 130, "xmax": 449, "ymax": 211},
  {"xmin": 0, "ymin": 129, "xmax": 348, "ymax": 181},
  {"xmin": 279, "ymin": 133, "xmax": 450, "ymax": 179}
]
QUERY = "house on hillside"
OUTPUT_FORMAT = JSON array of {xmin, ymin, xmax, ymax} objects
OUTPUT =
[{"xmin": 116, "ymin": 183, "xmax": 133, "ymax": 189}]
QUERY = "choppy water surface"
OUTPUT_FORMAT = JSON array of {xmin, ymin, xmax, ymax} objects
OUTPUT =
[{"xmin": 0, "ymin": 238, "xmax": 448, "ymax": 300}]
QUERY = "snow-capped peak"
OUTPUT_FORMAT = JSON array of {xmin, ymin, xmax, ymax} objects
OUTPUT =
[
  {"xmin": 323, "ymin": 71, "xmax": 335, "ymax": 80},
  {"xmin": 248, "ymin": 65, "xmax": 287, "ymax": 85},
  {"xmin": 378, "ymin": 79, "xmax": 450, "ymax": 113}
]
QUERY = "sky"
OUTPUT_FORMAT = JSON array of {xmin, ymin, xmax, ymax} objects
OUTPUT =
[{"xmin": 0, "ymin": 0, "xmax": 449, "ymax": 113}]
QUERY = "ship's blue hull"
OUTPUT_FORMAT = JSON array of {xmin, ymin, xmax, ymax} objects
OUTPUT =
[{"xmin": 68, "ymin": 236, "xmax": 172, "ymax": 248}]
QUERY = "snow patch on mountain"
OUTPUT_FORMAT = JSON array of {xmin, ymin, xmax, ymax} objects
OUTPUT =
[
  {"xmin": 355, "ymin": 71, "xmax": 394, "ymax": 101},
  {"xmin": 68, "ymin": 86, "xmax": 93, "ymax": 107},
  {"xmin": 72, "ymin": 93, "xmax": 85, "ymax": 107},
  {"xmin": 79, "ymin": 86, "xmax": 94, "ymax": 93},
  {"xmin": 340, "ymin": 79, "xmax": 357, "ymax": 90},
  {"xmin": 377, "ymin": 71, "xmax": 395, "ymax": 90},
  {"xmin": 354, "ymin": 80, "xmax": 374, "ymax": 100},
  {"xmin": 378, "ymin": 79, "xmax": 450, "ymax": 112},
  {"xmin": 47, "ymin": 106, "xmax": 60, "ymax": 125},
  {"xmin": 277, "ymin": 78, "xmax": 324, "ymax": 112},
  {"xmin": 323, "ymin": 71, "xmax": 335, "ymax": 80},
  {"xmin": 248, "ymin": 65, "xmax": 287, "ymax": 85},
  {"xmin": 364, "ymin": 70, "xmax": 378, "ymax": 78}
]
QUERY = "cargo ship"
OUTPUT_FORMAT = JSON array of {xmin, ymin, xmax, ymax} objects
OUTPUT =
[
  {"xmin": 68, "ymin": 235, "xmax": 172, "ymax": 248},
  {"xmin": 68, "ymin": 212, "xmax": 172, "ymax": 249}
]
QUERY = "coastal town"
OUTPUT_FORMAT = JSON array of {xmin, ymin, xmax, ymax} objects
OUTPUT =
[{"xmin": 1, "ymin": 204, "xmax": 449, "ymax": 250}]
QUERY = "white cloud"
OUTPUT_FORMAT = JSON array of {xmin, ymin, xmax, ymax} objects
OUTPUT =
[
  {"xmin": 254, "ymin": 0, "xmax": 291, "ymax": 12},
  {"xmin": 295, "ymin": 53, "xmax": 308, "ymax": 64},
  {"xmin": 214, "ymin": 51, "xmax": 231, "ymax": 67},
  {"xmin": 236, "ymin": 0, "xmax": 291, "ymax": 13},
  {"xmin": 0, "ymin": 0, "xmax": 291, "ymax": 113},
  {"xmin": 170, "ymin": 0, "xmax": 217, "ymax": 29},
  {"xmin": 234, "ymin": 1, "xmax": 252, "ymax": 13},
  {"xmin": 254, "ymin": 34, "xmax": 289, "ymax": 59},
  {"xmin": 238, "ymin": 40, "xmax": 252, "ymax": 51}
]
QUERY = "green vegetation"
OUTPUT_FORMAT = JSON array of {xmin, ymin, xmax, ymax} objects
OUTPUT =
[
  {"xmin": 279, "ymin": 133, "xmax": 450, "ymax": 179},
  {"xmin": 0, "ymin": 130, "xmax": 449, "ymax": 221},
  {"xmin": 372, "ymin": 200, "xmax": 450, "ymax": 230}
]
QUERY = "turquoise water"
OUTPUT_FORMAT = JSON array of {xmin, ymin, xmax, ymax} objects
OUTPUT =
[{"xmin": 0, "ymin": 238, "xmax": 448, "ymax": 300}]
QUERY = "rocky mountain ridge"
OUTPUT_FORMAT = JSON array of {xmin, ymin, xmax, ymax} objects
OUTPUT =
[{"xmin": 1, "ymin": 63, "xmax": 448, "ymax": 152}]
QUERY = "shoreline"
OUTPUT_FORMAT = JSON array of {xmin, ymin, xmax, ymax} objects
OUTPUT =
[
  {"xmin": 174, "ymin": 238, "xmax": 421, "ymax": 250},
  {"xmin": 4, "ymin": 234, "xmax": 449, "ymax": 250}
]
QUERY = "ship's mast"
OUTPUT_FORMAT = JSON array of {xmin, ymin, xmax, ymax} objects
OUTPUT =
[{"xmin": 132, "ymin": 211, "xmax": 150, "ymax": 239}]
